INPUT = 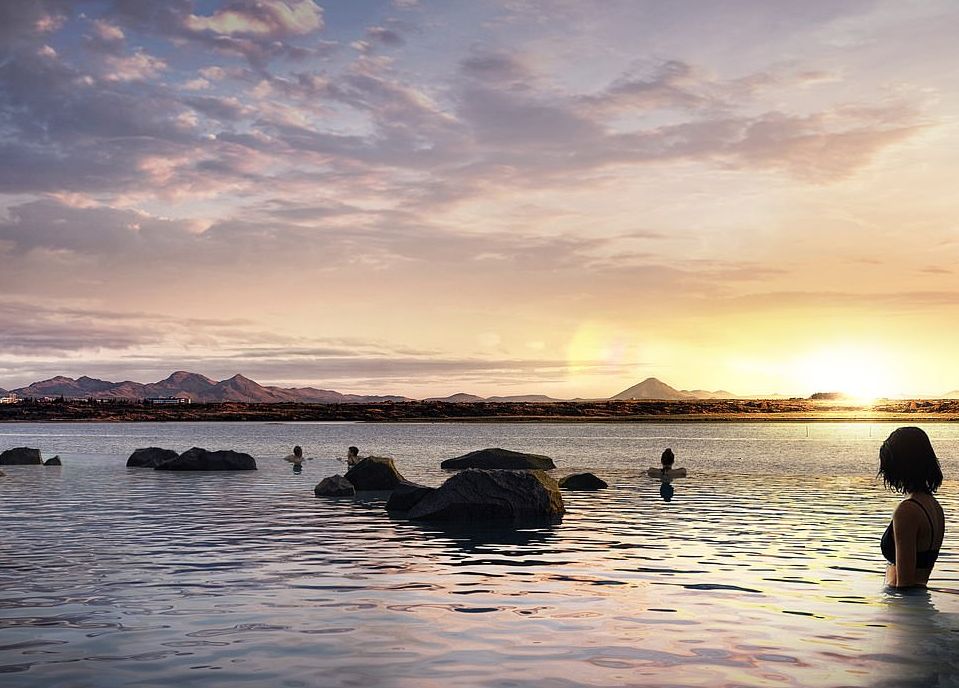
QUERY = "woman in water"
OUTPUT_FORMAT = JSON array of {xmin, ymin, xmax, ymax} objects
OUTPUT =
[
  {"xmin": 283, "ymin": 445, "xmax": 304, "ymax": 465},
  {"xmin": 879, "ymin": 427, "xmax": 945, "ymax": 588},
  {"xmin": 648, "ymin": 448, "xmax": 687, "ymax": 480}
]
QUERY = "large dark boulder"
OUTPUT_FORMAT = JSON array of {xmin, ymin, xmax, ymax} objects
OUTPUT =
[
  {"xmin": 386, "ymin": 480, "xmax": 435, "ymax": 512},
  {"xmin": 407, "ymin": 469, "xmax": 564, "ymax": 524},
  {"xmin": 314, "ymin": 475, "xmax": 355, "ymax": 497},
  {"xmin": 43, "ymin": 456, "xmax": 62, "ymax": 466},
  {"xmin": 155, "ymin": 447, "xmax": 256, "ymax": 471},
  {"xmin": 0, "ymin": 447, "xmax": 42, "ymax": 465},
  {"xmin": 558, "ymin": 473, "xmax": 608, "ymax": 490},
  {"xmin": 344, "ymin": 456, "xmax": 404, "ymax": 490},
  {"xmin": 127, "ymin": 447, "xmax": 179, "ymax": 468},
  {"xmin": 441, "ymin": 448, "xmax": 556, "ymax": 470}
]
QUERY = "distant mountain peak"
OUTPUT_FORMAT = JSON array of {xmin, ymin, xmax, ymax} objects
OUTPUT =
[
  {"xmin": 611, "ymin": 377, "xmax": 693, "ymax": 401},
  {"xmin": 426, "ymin": 392, "xmax": 486, "ymax": 402},
  {"xmin": 162, "ymin": 371, "xmax": 216, "ymax": 384}
]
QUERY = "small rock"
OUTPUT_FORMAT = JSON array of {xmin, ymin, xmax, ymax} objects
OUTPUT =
[
  {"xmin": 0, "ymin": 447, "xmax": 42, "ymax": 465},
  {"xmin": 155, "ymin": 447, "xmax": 257, "ymax": 471},
  {"xmin": 408, "ymin": 469, "xmax": 565, "ymax": 524},
  {"xmin": 441, "ymin": 447, "xmax": 556, "ymax": 470},
  {"xmin": 127, "ymin": 447, "xmax": 179, "ymax": 468},
  {"xmin": 314, "ymin": 475, "xmax": 355, "ymax": 497},
  {"xmin": 344, "ymin": 456, "xmax": 405, "ymax": 490},
  {"xmin": 43, "ymin": 456, "xmax": 62, "ymax": 466},
  {"xmin": 558, "ymin": 472, "xmax": 608, "ymax": 490},
  {"xmin": 386, "ymin": 480, "xmax": 435, "ymax": 511}
]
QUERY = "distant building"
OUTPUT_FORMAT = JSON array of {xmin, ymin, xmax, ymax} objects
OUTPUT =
[
  {"xmin": 0, "ymin": 393, "xmax": 19, "ymax": 404},
  {"xmin": 145, "ymin": 397, "xmax": 191, "ymax": 405}
]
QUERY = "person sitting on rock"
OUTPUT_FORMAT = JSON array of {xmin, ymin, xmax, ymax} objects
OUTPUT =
[
  {"xmin": 648, "ymin": 447, "xmax": 687, "ymax": 480},
  {"xmin": 283, "ymin": 445, "xmax": 304, "ymax": 465},
  {"xmin": 346, "ymin": 446, "xmax": 361, "ymax": 467}
]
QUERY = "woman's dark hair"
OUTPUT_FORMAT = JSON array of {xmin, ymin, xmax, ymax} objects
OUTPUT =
[
  {"xmin": 293, "ymin": 445, "xmax": 302, "ymax": 456},
  {"xmin": 878, "ymin": 427, "xmax": 942, "ymax": 494},
  {"xmin": 348, "ymin": 446, "xmax": 359, "ymax": 456},
  {"xmin": 661, "ymin": 448, "xmax": 675, "ymax": 466}
]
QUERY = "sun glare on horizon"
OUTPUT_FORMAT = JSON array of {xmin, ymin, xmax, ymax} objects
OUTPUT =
[{"xmin": 795, "ymin": 347, "xmax": 901, "ymax": 402}]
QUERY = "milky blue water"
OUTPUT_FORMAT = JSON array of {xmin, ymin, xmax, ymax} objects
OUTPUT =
[{"xmin": 2, "ymin": 421, "xmax": 959, "ymax": 687}]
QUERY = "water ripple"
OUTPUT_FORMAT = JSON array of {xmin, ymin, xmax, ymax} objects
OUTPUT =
[{"xmin": 2, "ymin": 421, "xmax": 959, "ymax": 686}]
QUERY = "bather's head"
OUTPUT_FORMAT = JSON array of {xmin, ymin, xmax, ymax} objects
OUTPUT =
[
  {"xmin": 661, "ymin": 448, "xmax": 675, "ymax": 467},
  {"xmin": 879, "ymin": 427, "xmax": 942, "ymax": 494},
  {"xmin": 348, "ymin": 446, "xmax": 359, "ymax": 458},
  {"xmin": 293, "ymin": 445, "xmax": 302, "ymax": 457}
]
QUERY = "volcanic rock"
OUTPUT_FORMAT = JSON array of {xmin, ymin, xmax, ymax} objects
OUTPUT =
[
  {"xmin": 127, "ymin": 447, "xmax": 180, "ymax": 468},
  {"xmin": 386, "ymin": 480, "xmax": 435, "ymax": 511},
  {"xmin": 344, "ymin": 456, "xmax": 404, "ymax": 490},
  {"xmin": 154, "ymin": 447, "xmax": 256, "ymax": 471},
  {"xmin": 440, "ymin": 447, "xmax": 555, "ymax": 470},
  {"xmin": 0, "ymin": 447, "xmax": 42, "ymax": 465},
  {"xmin": 407, "ymin": 469, "xmax": 564, "ymax": 524},
  {"xmin": 558, "ymin": 472, "xmax": 608, "ymax": 490},
  {"xmin": 43, "ymin": 456, "xmax": 62, "ymax": 466},
  {"xmin": 314, "ymin": 475, "xmax": 355, "ymax": 497}
]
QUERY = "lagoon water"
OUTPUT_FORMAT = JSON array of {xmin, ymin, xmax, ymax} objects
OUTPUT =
[{"xmin": 2, "ymin": 421, "xmax": 959, "ymax": 687}]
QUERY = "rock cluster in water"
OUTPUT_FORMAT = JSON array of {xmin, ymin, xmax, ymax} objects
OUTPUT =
[
  {"xmin": 127, "ymin": 446, "xmax": 257, "ymax": 470},
  {"xmin": 314, "ymin": 446, "xmax": 603, "ymax": 526},
  {"xmin": 0, "ymin": 447, "xmax": 62, "ymax": 466}
]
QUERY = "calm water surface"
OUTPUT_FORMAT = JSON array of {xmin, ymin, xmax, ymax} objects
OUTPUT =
[{"xmin": 2, "ymin": 421, "xmax": 959, "ymax": 687}]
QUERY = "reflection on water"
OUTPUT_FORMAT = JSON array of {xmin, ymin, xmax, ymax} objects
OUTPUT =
[
  {"xmin": 660, "ymin": 480, "xmax": 675, "ymax": 502},
  {"xmin": 1, "ymin": 421, "xmax": 959, "ymax": 686}
]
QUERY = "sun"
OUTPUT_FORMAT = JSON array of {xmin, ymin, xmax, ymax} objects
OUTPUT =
[{"xmin": 795, "ymin": 347, "xmax": 899, "ymax": 402}]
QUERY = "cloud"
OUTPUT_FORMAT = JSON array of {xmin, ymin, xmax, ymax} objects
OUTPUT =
[
  {"xmin": 0, "ymin": 1, "xmax": 72, "ymax": 44},
  {"xmin": 365, "ymin": 25, "xmax": 406, "ymax": 48},
  {"xmin": 184, "ymin": 0, "xmax": 324, "ymax": 37},
  {"xmin": 580, "ymin": 60, "xmax": 712, "ymax": 113},
  {"xmin": 103, "ymin": 50, "xmax": 167, "ymax": 81},
  {"xmin": 459, "ymin": 51, "xmax": 532, "ymax": 84},
  {"xmin": 0, "ymin": 300, "xmax": 252, "ymax": 356}
]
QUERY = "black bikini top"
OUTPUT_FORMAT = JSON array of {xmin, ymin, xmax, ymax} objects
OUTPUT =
[{"xmin": 881, "ymin": 497, "xmax": 943, "ymax": 568}]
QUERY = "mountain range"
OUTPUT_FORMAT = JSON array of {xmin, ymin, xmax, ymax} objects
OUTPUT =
[
  {"xmin": 5, "ymin": 372, "xmax": 959, "ymax": 403},
  {"xmin": 5, "ymin": 371, "xmax": 410, "ymax": 404},
  {"xmin": 3, "ymin": 372, "xmax": 743, "ymax": 404}
]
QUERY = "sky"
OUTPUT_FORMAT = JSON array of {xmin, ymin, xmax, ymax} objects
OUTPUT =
[{"xmin": 2, "ymin": 0, "xmax": 959, "ymax": 398}]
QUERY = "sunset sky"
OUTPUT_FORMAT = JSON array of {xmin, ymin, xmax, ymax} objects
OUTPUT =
[{"xmin": 2, "ymin": 0, "xmax": 959, "ymax": 398}]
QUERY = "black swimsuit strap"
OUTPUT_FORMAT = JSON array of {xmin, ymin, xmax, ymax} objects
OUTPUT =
[{"xmin": 906, "ymin": 498, "xmax": 939, "ymax": 550}]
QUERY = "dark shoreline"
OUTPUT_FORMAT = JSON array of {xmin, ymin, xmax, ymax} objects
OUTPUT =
[{"xmin": 3, "ymin": 399, "xmax": 959, "ymax": 423}]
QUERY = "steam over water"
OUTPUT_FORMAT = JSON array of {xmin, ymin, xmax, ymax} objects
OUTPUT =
[{"xmin": 2, "ymin": 421, "xmax": 959, "ymax": 687}]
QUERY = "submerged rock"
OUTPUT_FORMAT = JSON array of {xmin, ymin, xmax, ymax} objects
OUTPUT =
[
  {"xmin": 558, "ymin": 473, "xmax": 608, "ymax": 490},
  {"xmin": 43, "ymin": 456, "xmax": 62, "ymax": 466},
  {"xmin": 314, "ymin": 475, "xmax": 355, "ymax": 497},
  {"xmin": 407, "ymin": 469, "xmax": 564, "ymax": 524},
  {"xmin": 440, "ymin": 447, "xmax": 556, "ymax": 470},
  {"xmin": 386, "ymin": 480, "xmax": 435, "ymax": 512},
  {"xmin": 344, "ymin": 456, "xmax": 404, "ymax": 490},
  {"xmin": 0, "ymin": 447, "xmax": 42, "ymax": 465},
  {"xmin": 127, "ymin": 447, "xmax": 179, "ymax": 468},
  {"xmin": 155, "ymin": 447, "xmax": 256, "ymax": 471}
]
